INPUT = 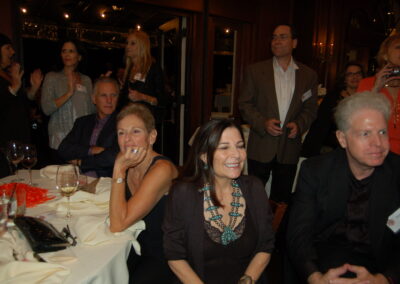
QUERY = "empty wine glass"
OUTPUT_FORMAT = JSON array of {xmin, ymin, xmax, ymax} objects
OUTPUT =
[
  {"xmin": 21, "ymin": 144, "xmax": 38, "ymax": 185},
  {"xmin": 56, "ymin": 165, "xmax": 79, "ymax": 220},
  {"xmin": 6, "ymin": 141, "xmax": 24, "ymax": 181}
]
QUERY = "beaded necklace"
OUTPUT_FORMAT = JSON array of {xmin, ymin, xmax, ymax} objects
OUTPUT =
[{"xmin": 202, "ymin": 180, "xmax": 243, "ymax": 245}]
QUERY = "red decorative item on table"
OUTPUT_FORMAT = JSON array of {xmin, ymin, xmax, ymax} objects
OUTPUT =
[{"xmin": 0, "ymin": 183, "xmax": 55, "ymax": 208}]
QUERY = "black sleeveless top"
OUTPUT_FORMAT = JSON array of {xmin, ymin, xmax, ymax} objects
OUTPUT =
[{"xmin": 125, "ymin": 155, "xmax": 170, "ymax": 259}]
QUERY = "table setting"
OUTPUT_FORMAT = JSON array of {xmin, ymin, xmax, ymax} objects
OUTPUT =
[{"xmin": 0, "ymin": 166, "xmax": 145, "ymax": 284}]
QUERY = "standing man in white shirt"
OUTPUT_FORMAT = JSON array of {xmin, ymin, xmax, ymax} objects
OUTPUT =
[{"xmin": 239, "ymin": 24, "xmax": 318, "ymax": 204}]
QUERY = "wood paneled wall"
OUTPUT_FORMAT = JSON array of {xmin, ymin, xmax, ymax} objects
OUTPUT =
[{"xmin": 2, "ymin": 0, "xmax": 385, "ymax": 153}]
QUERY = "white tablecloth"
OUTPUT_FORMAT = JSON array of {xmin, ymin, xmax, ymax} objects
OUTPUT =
[{"xmin": 0, "ymin": 170, "xmax": 134, "ymax": 284}]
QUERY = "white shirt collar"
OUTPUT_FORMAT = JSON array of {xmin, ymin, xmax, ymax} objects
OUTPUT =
[{"xmin": 273, "ymin": 56, "xmax": 299, "ymax": 72}]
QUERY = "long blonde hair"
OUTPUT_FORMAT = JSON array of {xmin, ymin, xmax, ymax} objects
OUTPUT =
[
  {"xmin": 123, "ymin": 30, "xmax": 153, "ymax": 84},
  {"xmin": 376, "ymin": 33, "xmax": 400, "ymax": 68}
]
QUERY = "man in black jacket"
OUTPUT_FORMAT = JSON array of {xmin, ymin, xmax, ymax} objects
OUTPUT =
[
  {"xmin": 287, "ymin": 91, "xmax": 400, "ymax": 284},
  {"xmin": 58, "ymin": 77, "xmax": 119, "ymax": 177}
]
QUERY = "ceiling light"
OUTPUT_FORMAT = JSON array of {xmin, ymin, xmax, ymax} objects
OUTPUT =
[
  {"xmin": 112, "ymin": 5, "xmax": 123, "ymax": 11},
  {"xmin": 224, "ymin": 28, "xmax": 230, "ymax": 34},
  {"xmin": 136, "ymin": 25, "xmax": 141, "ymax": 31},
  {"xmin": 64, "ymin": 13, "xmax": 70, "ymax": 19},
  {"xmin": 100, "ymin": 12, "xmax": 106, "ymax": 18},
  {"xmin": 21, "ymin": 7, "xmax": 27, "ymax": 14}
]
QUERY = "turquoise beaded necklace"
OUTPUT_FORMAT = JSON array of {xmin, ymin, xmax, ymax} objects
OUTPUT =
[{"xmin": 202, "ymin": 180, "xmax": 243, "ymax": 245}]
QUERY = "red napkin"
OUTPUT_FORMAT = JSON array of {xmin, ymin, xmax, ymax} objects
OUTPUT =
[{"xmin": 0, "ymin": 183, "xmax": 55, "ymax": 208}]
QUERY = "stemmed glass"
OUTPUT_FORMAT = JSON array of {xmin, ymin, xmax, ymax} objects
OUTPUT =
[
  {"xmin": 6, "ymin": 141, "xmax": 24, "ymax": 181},
  {"xmin": 56, "ymin": 165, "xmax": 79, "ymax": 220},
  {"xmin": 0, "ymin": 189, "xmax": 8, "ymax": 235},
  {"xmin": 21, "ymin": 144, "xmax": 38, "ymax": 185}
]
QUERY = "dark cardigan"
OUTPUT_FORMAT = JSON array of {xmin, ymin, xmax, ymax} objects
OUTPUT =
[{"xmin": 163, "ymin": 175, "xmax": 275, "ymax": 281}]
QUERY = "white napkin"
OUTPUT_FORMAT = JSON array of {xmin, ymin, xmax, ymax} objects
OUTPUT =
[
  {"xmin": 39, "ymin": 249, "xmax": 77, "ymax": 265},
  {"xmin": 74, "ymin": 215, "xmax": 145, "ymax": 255},
  {"xmin": 0, "ymin": 229, "xmax": 32, "ymax": 263},
  {"xmin": 0, "ymin": 261, "xmax": 70, "ymax": 284},
  {"xmin": 40, "ymin": 165, "xmax": 59, "ymax": 180},
  {"xmin": 0, "ymin": 230, "xmax": 70, "ymax": 284},
  {"xmin": 45, "ymin": 178, "xmax": 111, "ymax": 215}
]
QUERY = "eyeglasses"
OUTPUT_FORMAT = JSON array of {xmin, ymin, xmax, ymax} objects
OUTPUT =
[
  {"xmin": 272, "ymin": 34, "xmax": 290, "ymax": 41},
  {"xmin": 345, "ymin": 71, "xmax": 362, "ymax": 77}
]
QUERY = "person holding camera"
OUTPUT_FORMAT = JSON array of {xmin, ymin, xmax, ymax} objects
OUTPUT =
[{"xmin": 358, "ymin": 33, "xmax": 400, "ymax": 154}]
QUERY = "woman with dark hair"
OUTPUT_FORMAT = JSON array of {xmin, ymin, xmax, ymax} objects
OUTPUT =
[
  {"xmin": 301, "ymin": 62, "xmax": 364, "ymax": 157},
  {"xmin": 0, "ymin": 33, "xmax": 42, "ymax": 177},
  {"xmin": 163, "ymin": 119, "xmax": 275, "ymax": 284},
  {"xmin": 358, "ymin": 33, "xmax": 400, "ymax": 154},
  {"xmin": 109, "ymin": 103, "xmax": 178, "ymax": 283},
  {"xmin": 41, "ymin": 39, "xmax": 94, "ymax": 162}
]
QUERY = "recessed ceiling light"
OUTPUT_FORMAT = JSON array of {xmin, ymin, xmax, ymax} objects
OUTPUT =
[{"xmin": 112, "ymin": 5, "xmax": 123, "ymax": 11}]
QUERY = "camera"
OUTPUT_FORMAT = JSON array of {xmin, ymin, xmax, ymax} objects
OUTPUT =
[{"xmin": 387, "ymin": 66, "xmax": 400, "ymax": 78}]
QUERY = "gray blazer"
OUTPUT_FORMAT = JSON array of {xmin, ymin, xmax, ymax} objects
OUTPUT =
[{"xmin": 239, "ymin": 58, "xmax": 318, "ymax": 164}]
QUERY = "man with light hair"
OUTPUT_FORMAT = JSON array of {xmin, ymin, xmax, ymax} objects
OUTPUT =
[
  {"xmin": 58, "ymin": 77, "xmax": 119, "ymax": 177},
  {"xmin": 287, "ymin": 91, "xmax": 400, "ymax": 283}
]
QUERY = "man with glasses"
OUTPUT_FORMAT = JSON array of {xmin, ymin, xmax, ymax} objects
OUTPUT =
[{"xmin": 239, "ymin": 24, "xmax": 318, "ymax": 204}]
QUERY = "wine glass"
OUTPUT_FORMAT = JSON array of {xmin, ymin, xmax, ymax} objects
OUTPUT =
[
  {"xmin": 56, "ymin": 165, "xmax": 79, "ymax": 220},
  {"xmin": 21, "ymin": 144, "xmax": 38, "ymax": 185},
  {"xmin": 6, "ymin": 141, "xmax": 24, "ymax": 181},
  {"xmin": 0, "ymin": 189, "xmax": 8, "ymax": 235}
]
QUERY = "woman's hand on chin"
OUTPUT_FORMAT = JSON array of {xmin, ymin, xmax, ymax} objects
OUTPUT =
[{"xmin": 116, "ymin": 146, "xmax": 147, "ymax": 171}]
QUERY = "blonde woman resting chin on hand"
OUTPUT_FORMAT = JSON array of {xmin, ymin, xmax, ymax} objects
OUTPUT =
[{"xmin": 109, "ymin": 103, "xmax": 178, "ymax": 284}]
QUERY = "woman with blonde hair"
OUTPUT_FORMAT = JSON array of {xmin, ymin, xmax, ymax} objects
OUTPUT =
[
  {"xmin": 358, "ymin": 33, "xmax": 400, "ymax": 154},
  {"xmin": 110, "ymin": 103, "xmax": 178, "ymax": 283},
  {"xmin": 120, "ymin": 30, "xmax": 166, "ymax": 113}
]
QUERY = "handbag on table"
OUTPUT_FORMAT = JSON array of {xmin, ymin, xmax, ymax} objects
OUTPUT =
[{"xmin": 14, "ymin": 216, "xmax": 71, "ymax": 253}]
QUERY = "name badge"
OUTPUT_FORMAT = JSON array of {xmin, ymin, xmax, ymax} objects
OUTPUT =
[
  {"xmin": 387, "ymin": 207, "xmax": 400, "ymax": 233},
  {"xmin": 134, "ymin": 73, "xmax": 146, "ymax": 82},
  {"xmin": 76, "ymin": 84, "xmax": 87, "ymax": 93},
  {"xmin": 302, "ymin": 89, "xmax": 312, "ymax": 102}
]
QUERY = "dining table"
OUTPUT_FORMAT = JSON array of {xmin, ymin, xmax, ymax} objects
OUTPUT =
[{"xmin": 0, "ymin": 168, "xmax": 145, "ymax": 284}]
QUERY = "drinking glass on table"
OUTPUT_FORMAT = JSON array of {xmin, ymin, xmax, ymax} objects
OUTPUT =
[
  {"xmin": 21, "ymin": 144, "xmax": 38, "ymax": 185},
  {"xmin": 56, "ymin": 165, "xmax": 79, "ymax": 220},
  {"xmin": 6, "ymin": 141, "xmax": 24, "ymax": 181},
  {"xmin": 0, "ymin": 190, "xmax": 8, "ymax": 235}
]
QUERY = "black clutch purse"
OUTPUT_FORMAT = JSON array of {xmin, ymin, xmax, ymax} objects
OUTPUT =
[{"xmin": 14, "ymin": 216, "xmax": 71, "ymax": 253}]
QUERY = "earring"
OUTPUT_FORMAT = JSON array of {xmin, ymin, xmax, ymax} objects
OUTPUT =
[{"xmin": 203, "ymin": 163, "xmax": 208, "ymax": 170}]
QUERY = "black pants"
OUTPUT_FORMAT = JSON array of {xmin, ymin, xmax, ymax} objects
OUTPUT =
[
  {"xmin": 247, "ymin": 157, "xmax": 297, "ymax": 203},
  {"xmin": 127, "ymin": 250, "xmax": 173, "ymax": 284}
]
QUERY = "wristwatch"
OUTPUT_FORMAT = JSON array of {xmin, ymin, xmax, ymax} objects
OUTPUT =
[{"xmin": 113, "ymin": 177, "xmax": 125, "ymax": 184}]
